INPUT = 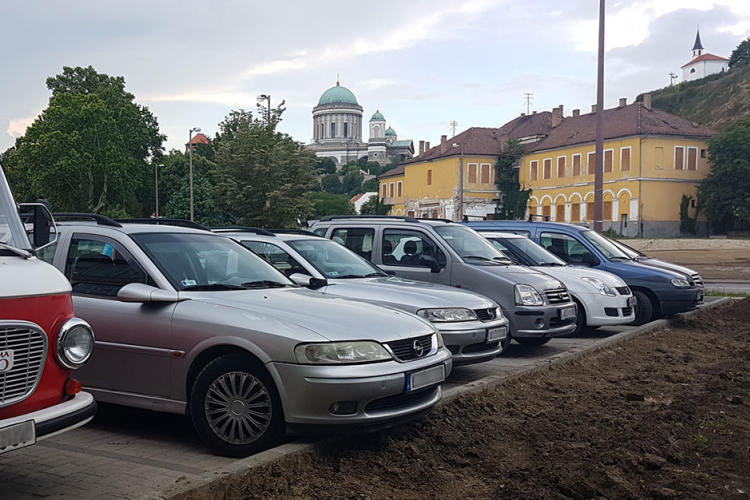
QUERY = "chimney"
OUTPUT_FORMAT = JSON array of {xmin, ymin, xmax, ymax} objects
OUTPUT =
[
  {"xmin": 572, "ymin": 109, "xmax": 580, "ymax": 117},
  {"xmin": 643, "ymin": 93, "xmax": 652, "ymax": 110},
  {"xmin": 532, "ymin": 111, "xmax": 537, "ymax": 114},
  {"xmin": 591, "ymin": 104, "xmax": 598, "ymax": 113},
  {"xmin": 619, "ymin": 97, "xmax": 627, "ymax": 107},
  {"xmin": 520, "ymin": 112, "xmax": 526, "ymax": 117},
  {"xmin": 440, "ymin": 135, "xmax": 448, "ymax": 154},
  {"xmin": 500, "ymin": 133, "xmax": 510, "ymax": 151},
  {"xmin": 425, "ymin": 141, "xmax": 430, "ymax": 151},
  {"xmin": 551, "ymin": 107, "xmax": 563, "ymax": 128},
  {"xmin": 419, "ymin": 140, "xmax": 425, "ymax": 156},
  {"xmin": 558, "ymin": 104, "xmax": 564, "ymax": 116}
]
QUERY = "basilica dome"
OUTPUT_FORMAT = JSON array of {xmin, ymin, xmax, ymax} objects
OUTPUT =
[{"xmin": 318, "ymin": 82, "xmax": 358, "ymax": 106}]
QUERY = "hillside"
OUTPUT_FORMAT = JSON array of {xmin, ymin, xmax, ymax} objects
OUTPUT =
[{"xmin": 636, "ymin": 64, "xmax": 750, "ymax": 131}]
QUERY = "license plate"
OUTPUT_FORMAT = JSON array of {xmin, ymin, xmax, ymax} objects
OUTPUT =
[
  {"xmin": 487, "ymin": 327, "xmax": 507, "ymax": 343},
  {"xmin": 406, "ymin": 365, "xmax": 446, "ymax": 392},
  {"xmin": 0, "ymin": 349, "xmax": 14, "ymax": 373},
  {"xmin": 627, "ymin": 296, "xmax": 637, "ymax": 308},
  {"xmin": 559, "ymin": 306, "xmax": 576, "ymax": 320},
  {"xmin": 0, "ymin": 420, "xmax": 36, "ymax": 455}
]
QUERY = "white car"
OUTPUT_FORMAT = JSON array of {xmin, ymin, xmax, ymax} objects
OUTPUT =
[{"xmin": 479, "ymin": 232, "xmax": 636, "ymax": 334}]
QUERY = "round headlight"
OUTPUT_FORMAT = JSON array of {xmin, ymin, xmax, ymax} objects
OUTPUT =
[{"xmin": 57, "ymin": 318, "xmax": 95, "ymax": 369}]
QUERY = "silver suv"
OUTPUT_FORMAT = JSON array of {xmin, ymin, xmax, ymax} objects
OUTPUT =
[
  {"xmin": 310, "ymin": 216, "xmax": 577, "ymax": 347},
  {"xmin": 218, "ymin": 229, "xmax": 509, "ymax": 365},
  {"xmin": 39, "ymin": 216, "xmax": 452, "ymax": 457}
]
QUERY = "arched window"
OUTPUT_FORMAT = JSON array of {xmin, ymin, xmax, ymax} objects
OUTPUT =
[{"xmin": 690, "ymin": 68, "xmax": 696, "ymax": 74}]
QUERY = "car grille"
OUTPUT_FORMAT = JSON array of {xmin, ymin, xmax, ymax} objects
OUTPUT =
[
  {"xmin": 0, "ymin": 323, "xmax": 47, "ymax": 408},
  {"xmin": 462, "ymin": 341, "xmax": 501, "ymax": 354},
  {"xmin": 473, "ymin": 308, "xmax": 497, "ymax": 322},
  {"xmin": 386, "ymin": 334, "xmax": 434, "ymax": 362},
  {"xmin": 615, "ymin": 286, "xmax": 631, "ymax": 296},
  {"xmin": 544, "ymin": 288, "xmax": 571, "ymax": 304},
  {"xmin": 691, "ymin": 274, "xmax": 704, "ymax": 288},
  {"xmin": 365, "ymin": 386, "xmax": 439, "ymax": 413}
]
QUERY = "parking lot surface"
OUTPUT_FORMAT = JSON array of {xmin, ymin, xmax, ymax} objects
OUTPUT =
[{"xmin": 0, "ymin": 299, "xmax": 722, "ymax": 500}]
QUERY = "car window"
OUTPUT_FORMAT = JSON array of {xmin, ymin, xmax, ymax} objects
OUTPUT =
[
  {"xmin": 288, "ymin": 239, "xmax": 384, "ymax": 279},
  {"xmin": 434, "ymin": 225, "xmax": 508, "ymax": 264},
  {"xmin": 581, "ymin": 230, "xmax": 632, "ymax": 260},
  {"xmin": 486, "ymin": 239, "xmax": 515, "ymax": 260},
  {"xmin": 312, "ymin": 228, "xmax": 327, "ymax": 236},
  {"xmin": 36, "ymin": 238, "xmax": 58, "ymax": 265},
  {"xmin": 382, "ymin": 229, "xmax": 446, "ymax": 268},
  {"xmin": 539, "ymin": 232, "xmax": 595, "ymax": 265},
  {"xmin": 331, "ymin": 228, "xmax": 374, "ymax": 261},
  {"xmin": 241, "ymin": 241, "xmax": 309, "ymax": 277},
  {"xmin": 65, "ymin": 235, "xmax": 154, "ymax": 297}
]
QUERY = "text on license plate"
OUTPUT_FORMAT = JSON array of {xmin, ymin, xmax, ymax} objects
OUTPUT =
[
  {"xmin": 0, "ymin": 420, "xmax": 36, "ymax": 455},
  {"xmin": 559, "ymin": 306, "xmax": 576, "ymax": 320},
  {"xmin": 0, "ymin": 349, "xmax": 14, "ymax": 373},
  {"xmin": 407, "ymin": 365, "xmax": 446, "ymax": 392},
  {"xmin": 487, "ymin": 327, "xmax": 507, "ymax": 343}
]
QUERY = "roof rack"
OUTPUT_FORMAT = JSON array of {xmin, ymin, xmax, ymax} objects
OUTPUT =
[
  {"xmin": 114, "ymin": 218, "xmax": 210, "ymax": 231},
  {"xmin": 210, "ymin": 226, "xmax": 276, "ymax": 236},
  {"xmin": 53, "ymin": 213, "xmax": 122, "ymax": 228},
  {"xmin": 416, "ymin": 217, "xmax": 454, "ymax": 224},
  {"xmin": 269, "ymin": 229, "xmax": 322, "ymax": 237},
  {"xmin": 527, "ymin": 214, "xmax": 551, "ymax": 222},
  {"xmin": 319, "ymin": 215, "xmax": 420, "ymax": 223}
]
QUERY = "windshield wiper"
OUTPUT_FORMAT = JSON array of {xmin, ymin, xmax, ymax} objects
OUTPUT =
[
  {"xmin": 182, "ymin": 283, "xmax": 246, "ymax": 291},
  {"xmin": 0, "ymin": 242, "xmax": 32, "ymax": 259},
  {"xmin": 609, "ymin": 256, "xmax": 634, "ymax": 261},
  {"xmin": 336, "ymin": 272, "xmax": 385, "ymax": 279},
  {"xmin": 241, "ymin": 280, "xmax": 289, "ymax": 289},
  {"xmin": 539, "ymin": 262, "xmax": 566, "ymax": 267}
]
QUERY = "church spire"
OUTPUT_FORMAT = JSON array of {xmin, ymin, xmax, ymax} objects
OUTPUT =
[{"xmin": 692, "ymin": 27, "xmax": 704, "ymax": 57}]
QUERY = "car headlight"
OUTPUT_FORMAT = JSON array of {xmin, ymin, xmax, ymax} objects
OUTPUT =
[
  {"xmin": 671, "ymin": 278, "xmax": 691, "ymax": 287},
  {"xmin": 57, "ymin": 318, "xmax": 95, "ymax": 370},
  {"xmin": 294, "ymin": 341, "xmax": 393, "ymax": 364},
  {"xmin": 418, "ymin": 308, "xmax": 478, "ymax": 322},
  {"xmin": 581, "ymin": 277, "xmax": 617, "ymax": 297},
  {"xmin": 514, "ymin": 284, "xmax": 544, "ymax": 306}
]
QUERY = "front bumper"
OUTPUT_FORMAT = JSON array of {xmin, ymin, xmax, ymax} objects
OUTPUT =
[
  {"xmin": 0, "ymin": 392, "xmax": 97, "ymax": 455},
  {"xmin": 658, "ymin": 288, "xmax": 702, "ymax": 316},
  {"xmin": 578, "ymin": 292, "xmax": 636, "ymax": 326},
  {"xmin": 268, "ymin": 347, "xmax": 452, "ymax": 427},
  {"xmin": 507, "ymin": 302, "xmax": 577, "ymax": 339},
  {"xmin": 438, "ymin": 318, "xmax": 508, "ymax": 365}
]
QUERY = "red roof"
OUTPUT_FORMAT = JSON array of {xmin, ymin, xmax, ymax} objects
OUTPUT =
[
  {"xmin": 187, "ymin": 133, "xmax": 209, "ymax": 145},
  {"xmin": 681, "ymin": 53, "xmax": 729, "ymax": 68}
]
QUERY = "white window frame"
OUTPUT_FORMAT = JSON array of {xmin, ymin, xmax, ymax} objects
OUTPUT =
[
  {"xmin": 572, "ymin": 153, "xmax": 582, "ymax": 176},
  {"xmin": 687, "ymin": 146, "xmax": 699, "ymax": 171},
  {"xmin": 389, "ymin": 182, "xmax": 395, "ymax": 198},
  {"xmin": 587, "ymin": 152, "xmax": 596, "ymax": 175},
  {"xmin": 397, "ymin": 181, "xmax": 403, "ymax": 197},
  {"xmin": 381, "ymin": 184, "xmax": 387, "ymax": 198},
  {"xmin": 674, "ymin": 146, "xmax": 686, "ymax": 170},
  {"xmin": 467, "ymin": 163, "xmax": 479, "ymax": 184},
  {"xmin": 603, "ymin": 148, "xmax": 615, "ymax": 173},
  {"xmin": 480, "ymin": 163, "xmax": 492, "ymax": 184},
  {"xmin": 530, "ymin": 160, "xmax": 539, "ymax": 181},
  {"xmin": 620, "ymin": 146, "xmax": 632, "ymax": 172},
  {"xmin": 556, "ymin": 155, "xmax": 566, "ymax": 178},
  {"xmin": 543, "ymin": 158, "xmax": 552, "ymax": 180}
]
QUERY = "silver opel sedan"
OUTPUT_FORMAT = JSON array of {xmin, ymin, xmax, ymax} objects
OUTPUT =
[{"xmin": 40, "ymin": 217, "xmax": 452, "ymax": 457}]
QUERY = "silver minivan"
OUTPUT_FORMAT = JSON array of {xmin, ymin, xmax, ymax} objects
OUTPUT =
[{"xmin": 310, "ymin": 217, "xmax": 577, "ymax": 347}]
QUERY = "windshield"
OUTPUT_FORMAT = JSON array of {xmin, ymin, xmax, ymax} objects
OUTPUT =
[
  {"xmin": 287, "ymin": 238, "xmax": 385, "ymax": 279},
  {"xmin": 488, "ymin": 236, "xmax": 566, "ymax": 266},
  {"xmin": 433, "ymin": 225, "xmax": 510, "ymax": 264},
  {"xmin": 581, "ymin": 230, "xmax": 633, "ymax": 260},
  {"xmin": 132, "ymin": 233, "xmax": 293, "ymax": 291},
  {"xmin": 606, "ymin": 237, "xmax": 645, "ymax": 259},
  {"xmin": 0, "ymin": 166, "xmax": 31, "ymax": 251}
]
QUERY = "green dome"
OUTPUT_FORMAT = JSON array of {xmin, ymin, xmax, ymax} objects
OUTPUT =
[
  {"xmin": 318, "ymin": 83, "xmax": 358, "ymax": 106},
  {"xmin": 385, "ymin": 127, "xmax": 396, "ymax": 136},
  {"xmin": 370, "ymin": 110, "xmax": 385, "ymax": 122}
]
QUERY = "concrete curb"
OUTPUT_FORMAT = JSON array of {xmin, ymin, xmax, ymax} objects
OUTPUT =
[{"xmin": 158, "ymin": 297, "xmax": 731, "ymax": 500}]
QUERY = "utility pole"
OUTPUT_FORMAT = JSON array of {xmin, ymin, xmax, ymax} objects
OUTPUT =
[
  {"xmin": 450, "ymin": 120, "xmax": 458, "ymax": 137},
  {"xmin": 454, "ymin": 142, "xmax": 464, "ymax": 221},
  {"xmin": 188, "ymin": 127, "xmax": 201, "ymax": 222},
  {"xmin": 594, "ymin": 0, "xmax": 605, "ymax": 234},
  {"xmin": 524, "ymin": 93, "xmax": 533, "ymax": 115}
]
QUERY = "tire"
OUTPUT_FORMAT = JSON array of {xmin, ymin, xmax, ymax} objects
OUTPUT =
[
  {"xmin": 631, "ymin": 290, "xmax": 654, "ymax": 326},
  {"xmin": 566, "ymin": 299, "xmax": 586, "ymax": 336},
  {"xmin": 190, "ymin": 353, "xmax": 283, "ymax": 457},
  {"xmin": 500, "ymin": 336, "xmax": 512, "ymax": 354},
  {"xmin": 515, "ymin": 337, "xmax": 551, "ymax": 346}
]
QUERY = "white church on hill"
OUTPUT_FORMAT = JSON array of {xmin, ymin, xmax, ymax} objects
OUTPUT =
[{"xmin": 681, "ymin": 29, "xmax": 729, "ymax": 82}]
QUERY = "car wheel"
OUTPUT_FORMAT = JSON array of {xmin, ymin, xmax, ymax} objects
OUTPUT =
[
  {"xmin": 190, "ymin": 353, "xmax": 283, "ymax": 457},
  {"xmin": 631, "ymin": 290, "xmax": 654, "ymax": 326},
  {"xmin": 565, "ymin": 299, "xmax": 587, "ymax": 336},
  {"xmin": 500, "ymin": 336, "xmax": 512, "ymax": 354},
  {"xmin": 515, "ymin": 337, "xmax": 551, "ymax": 346}
]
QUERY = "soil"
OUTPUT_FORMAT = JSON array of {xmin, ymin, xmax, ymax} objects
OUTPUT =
[
  {"xmin": 190, "ymin": 299, "xmax": 750, "ymax": 500},
  {"xmin": 644, "ymin": 249, "xmax": 750, "ymax": 281}
]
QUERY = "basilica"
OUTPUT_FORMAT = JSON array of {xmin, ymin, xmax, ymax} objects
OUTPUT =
[{"xmin": 307, "ymin": 79, "xmax": 414, "ymax": 166}]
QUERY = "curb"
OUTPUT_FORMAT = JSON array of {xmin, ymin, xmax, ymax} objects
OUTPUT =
[{"xmin": 158, "ymin": 298, "xmax": 731, "ymax": 500}]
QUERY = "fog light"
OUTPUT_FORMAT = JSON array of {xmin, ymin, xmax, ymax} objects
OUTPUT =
[
  {"xmin": 329, "ymin": 401, "xmax": 358, "ymax": 415},
  {"xmin": 64, "ymin": 378, "xmax": 82, "ymax": 396},
  {"xmin": 534, "ymin": 318, "xmax": 546, "ymax": 330}
]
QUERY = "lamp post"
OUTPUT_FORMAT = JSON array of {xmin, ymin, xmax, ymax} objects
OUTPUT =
[
  {"xmin": 594, "ymin": 0, "xmax": 606, "ymax": 233},
  {"xmin": 155, "ymin": 163, "xmax": 164, "ymax": 218},
  {"xmin": 453, "ymin": 142, "xmax": 464, "ymax": 222},
  {"xmin": 257, "ymin": 94, "xmax": 271, "ymax": 123},
  {"xmin": 189, "ymin": 127, "xmax": 201, "ymax": 222}
]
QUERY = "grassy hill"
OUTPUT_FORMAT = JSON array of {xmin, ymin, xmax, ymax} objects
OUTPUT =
[{"xmin": 636, "ymin": 65, "xmax": 750, "ymax": 131}]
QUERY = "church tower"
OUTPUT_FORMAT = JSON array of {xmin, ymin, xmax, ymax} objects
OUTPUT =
[
  {"xmin": 692, "ymin": 28, "xmax": 704, "ymax": 57},
  {"xmin": 368, "ymin": 110, "xmax": 388, "ymax": 165}
]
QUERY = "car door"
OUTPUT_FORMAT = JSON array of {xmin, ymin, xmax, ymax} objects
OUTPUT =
[
  {"xmin": 538, "ymin": 231, "xmax": 604, "ymax": 270},
  {"xmin": 377, "ymin": 228, "xmax": 451, "ymax": 285},
  {"xmin": 62, "ymin": 233, "xmax": 176, "ymax": 398}
]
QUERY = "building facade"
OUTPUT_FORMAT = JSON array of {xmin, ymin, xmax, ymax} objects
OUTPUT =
[{"xmin": 682, "ymin": 29, "xmax": 729, "ymax": 82}]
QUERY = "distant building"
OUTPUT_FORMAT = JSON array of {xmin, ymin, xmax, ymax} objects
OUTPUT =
[
  {"xmin": 351, "ymin": 192, "xmax": 377, "ymax": 214},
  {"xmin": 682, "ymin": 28, "xmax": 729, "ymax": 82},
  {"xmin": 185, "ymin": 133, "xmax": 209, "ymax": 153}
]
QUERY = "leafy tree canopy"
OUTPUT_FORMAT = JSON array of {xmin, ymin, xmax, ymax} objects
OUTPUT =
[
  {"xmin": 359, "ymin": 194, "xmax": 391, "ymax": 215},
  {"xmin": 729, "ymin": 37, "xmax": 750, "ymax": 68},
  {"xmin": 321, "ymin": 174, "xmax": 343, "ymax": 194},
  {"xmin": 342, "ymin": 167, "xmax": 365, "ymax": 196},
  {"xmin": 306, "ymin": 192, "xmax": 356, "ymax": 218},
  {"xmin": 316, "ymin": 157, "xmax": 337, "ymax": 175},
  {"xmin": 362, "ymin": 177, "xmax": 380, "ymax": 192},
  {"xmin": 494, "ymin": 140, "xmax": 529, "ymax": 220}
]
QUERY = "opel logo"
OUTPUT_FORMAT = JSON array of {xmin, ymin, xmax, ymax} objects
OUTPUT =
[{"xmin": 412, "ymin": 340, "xmax": 425, "ymax": 357}]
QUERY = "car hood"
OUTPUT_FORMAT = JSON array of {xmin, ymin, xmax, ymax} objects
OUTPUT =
[
  {"xmin": 534, "ymin": 266, "xmax": 626, "ymax": 287},
  {"xmin": 469, "ymin": 264, "xmax": 565, "ymax": 290},
  {"xmin": 179, "ymin": 287, "xmax": 436, "ymax": 342},
  {"xmin": 636, "ymin": 257, "xmax": 696, "ymax": 279},
  {"xmin": 603, "ymin": 259, "xmax": 692, "ymax": 281},
  {"xmin": 324, "ymin": 276, "xmax": 496, "ymax": 310}
]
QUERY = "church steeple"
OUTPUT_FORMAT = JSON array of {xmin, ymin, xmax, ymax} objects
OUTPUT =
[{"xmin": 692, "ymin": 28, "xmax": 704, "ymax": 57}]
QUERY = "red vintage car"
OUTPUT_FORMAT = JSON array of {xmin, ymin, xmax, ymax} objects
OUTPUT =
[{"xmin": 0, "ymin": 155, "xmax": 96, "ymax": 454}]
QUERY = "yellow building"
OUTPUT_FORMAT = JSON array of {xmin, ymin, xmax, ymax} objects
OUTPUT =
[{"xmin": 520, "ymin": 97, "xmax": 715, "ymax": 237}]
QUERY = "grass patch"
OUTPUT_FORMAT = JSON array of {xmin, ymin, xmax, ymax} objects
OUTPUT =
[{"xmin": 705, "ymin": 291, "xmax": 749, "ymax": 298}]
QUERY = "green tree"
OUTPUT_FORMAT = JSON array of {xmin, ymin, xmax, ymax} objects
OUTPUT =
[
  {"xmin": 342, "ymin": 165, "xmax": 365, "ymax": 196},
  {"xmin": 362, "ymin": 177, "xmax": 380, "ymax": 192},
  {"xmin": 729, "ymin": 37, "xmax": 750, "ymax": 68},
  {"xmin": 7, "ymin": 66, "xmax": 164, "ymax": 215},
  {"xmin": 359, "ymin": 194, "xmax": 391, "ymax": 215},
  {"xmin": 699, "ymin": 115, "xmax": 750, "ymax": 232},
  {"xmin": 306, "ymin": 192, "xmax": 356, "ymax": 218},
  {"xmin": 494, "ymin": 140, "xmax": 530, "ymax": 220},
  {"xmin": 157, "ymin": 150, "xmax": 222, "ymax": 222},
  {"xmin": 164, "ymin": 176, "xmax": 226, "ymax": 227},
  {"xmin": 321, "ymin": 174, "xmax": 343, "ymax": 194},
  {"xmin": 213, "ymin": 107, "xmax": 317, "ymax": 228},
  {"xmin": 316, "ymin": 157, "xmax": 337, "ymax": 175}
]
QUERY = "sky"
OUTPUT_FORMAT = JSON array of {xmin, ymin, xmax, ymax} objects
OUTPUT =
[{"xmin": 1, "ymin": 0, "xmax": 748, "ymax": 154}]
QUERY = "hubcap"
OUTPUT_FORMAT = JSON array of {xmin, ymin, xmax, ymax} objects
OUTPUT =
[{"xmin": 205, "ymin": 371, "xmax": 272, "ymax": 445}]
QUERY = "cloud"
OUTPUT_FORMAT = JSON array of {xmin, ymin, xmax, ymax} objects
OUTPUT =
[{"xmin": 7, "ymin": 116, "xmax": 36, "ymax": 138}]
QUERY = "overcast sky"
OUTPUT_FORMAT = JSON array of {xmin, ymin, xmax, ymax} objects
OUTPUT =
[{"xmin": 1, "ymin": 0, "xmax": 748, "ymax": 154}]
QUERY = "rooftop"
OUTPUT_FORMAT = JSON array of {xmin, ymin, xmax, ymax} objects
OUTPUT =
[
  {"xmin": 318, "ymin": 82, "xmax": 359, "ymax": 106},
  {"xmin": 681, "ymin": 53, "xmax": 729, "ymax": 68}
]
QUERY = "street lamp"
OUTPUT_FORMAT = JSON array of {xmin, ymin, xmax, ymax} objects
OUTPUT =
[
  {"xmin": 257, "ymin": 94, "xmax": 271, "ymax": 123},
  {"xmin": 189, "ymin": 127, "xmax": 201, "ymax": 222},
  {"xmin": 453, "ymin": 142, "xmax": 464, "ymax": 222},
  {"xmin": 155, "ymin": 163, "xmax": 164, "ymax": 218}
]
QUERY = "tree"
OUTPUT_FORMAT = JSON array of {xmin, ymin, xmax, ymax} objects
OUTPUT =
[
  {"xmin": 341, "ymin": 165, "xmax": 365, "ymax": 196},
  {"xmin": 7, "ymin": 66, "xmax": 164, "ymax": 215},
  {"xmin": 306, "ymin": 192, "xmax": 356, "ymax": 218},
  {"xmin": 213, "ymin": 107, "xmax": 317, "ymax": 228},
  {"xmin": 157, "ymin": 150, "xmax": 222, "ymax": 223},
  {"xmin": 494, "ymin": 140, "xmax": 530, "ymax": 220},
  {"xmin": 362, "ymin": 177, "xmax": 380, "ymax": 192},
  {"xmin": 316, "ymin": 157, "xmax": 337, "ymax": 175},
  {"xmin": 321, "ymin": 174, "xmax": 343, "ymax": 194},
  {"xmin": 359, "ymin": 194, "xmax": 391, "ymax": 215},
  {"xmin": 729, "ymin": 37, "xmax": 750, "ymax": 68},
  {"xmin": 699, "ymin": 115, "xmax": 750, "ymax": 232}
]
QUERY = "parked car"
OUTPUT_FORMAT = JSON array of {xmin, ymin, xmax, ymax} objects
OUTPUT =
[
  {"xmin": 0, "ymin": 157, "xmax": 96, "ymax": 455},
  {"xmin": 217, "ymin": 228, "xmax": 509, "ymax": 365},
  {"xmin": 465, "ymin": 220, "xmax": 702, "ymax": 325},
  {"xmin": 40, "ymin": 216, "xmax": 452, "ymax": 457},
  {"xmin": 310, "ymin": 216, "xmax": 577, "ymax": 347},
  {"xmin": 478, "ymin": 232, "xmax": 635, "ymax": 334}
]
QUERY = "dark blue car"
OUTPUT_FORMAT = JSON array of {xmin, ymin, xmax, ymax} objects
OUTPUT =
[{"xmin": 465, "ymin": 221, "xmax": 702, "ymax": 325}]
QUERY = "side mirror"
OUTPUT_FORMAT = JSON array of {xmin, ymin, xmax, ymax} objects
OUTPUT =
[
  {"xmin": 117, "ymin": 283, "xmax": 185, "ymax": 303},
  {"xmin": 289, "ymin": 273, "xmax": 328, "ymax": 289},
  {"xmin": 19, "ymin": 201, "xmax": 56, "ymax": 250},
  {"xmin": 581, "ymin": 252, "xmax": 600, "ymax": 266},
  {"xmin": 418, "ymin": 255, "xmax": 441, "ymax": 273}
]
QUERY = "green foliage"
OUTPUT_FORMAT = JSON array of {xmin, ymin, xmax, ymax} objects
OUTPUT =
[
  {"xmin": 321, "ymin": 174, "xmax": 343, "ymax": 194},
  {"xmin": 157, "ymin": 150, "xmax": 222, "ymax": 224},
  {"xmin": 341, "ymin": 166, "xmax": 364, "ymax": 196},
  {"xmin": 679, "ymin": 194, "xmax": 698, "ymax": 235},
  {"xmin": 729, "ymin": 37, "xmax": 750, "ymax": 68},
  {"xmin": 362, "ymin": 178, "xmax": 380, "ymax": 192},
  {"xmin": 213, "ymin": 107, "xmax": 317, "ymax": 228},
  {"xmin": 699, "ymin": 115, "xmax": 750, "ymax": 232},
  {"xmin": 359, "ymin": 195, "xmax": 391, "ymax": 215},
  {"xmin": 306, "ymin": 192, "xmax": 356, "ymax": 218},
  {"xmin": 494, "ymin": 140, "xmax": 530, "ymax": 220},
  {"xmin": 316, "ymin": 157, "xmax": 337, "ymax": 175}
]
